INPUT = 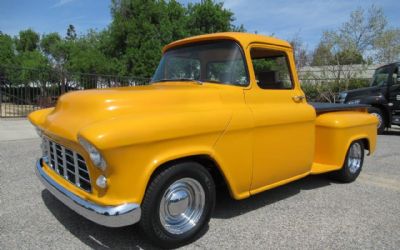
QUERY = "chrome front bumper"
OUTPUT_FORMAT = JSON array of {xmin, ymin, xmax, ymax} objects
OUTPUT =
[{"xmin": 35, "ymin": 158, "xmax": 141, "ymax": 227}]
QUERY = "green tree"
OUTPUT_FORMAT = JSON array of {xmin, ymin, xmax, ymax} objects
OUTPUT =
[
  {"xmin": 15, "ymin": 50, "xmax": 50, "ymax": 85},
  {"xmin": 66, "ymin": 31, "xmax": 113, "ymax": 74},
  {"xmin": 107, "ymin": 0, "xmax": 243, "ymax": 77},
  {"xmin": 374, "ymin": 28, "xmax": 400, "ymax": 64},
  {"xmin": 107, "ymin": 0, "xmax": 175, "ymax": 76},
  {"xmin": 15, "ymin": 29, "xmax": 40, "ymax": 52},
  {"xmin": 338, "ymin": 5, "xmax": 387, "ymax": 54},
  {"xmin": 311, "ymin": 42, "xmax": 333, "ymax": 66},
  {"xmin": 289, "ymin": 33, "xmax": 309, "ymax": 68},
  {"xmin": 312, "ymin": 5, "xmax": 388, "ymax": 65},
  {"xmin": 186, "ymin": 0, "xmax": 241, "ymax": 35},
  {"xmin": 40, "ymin": 32, "xmax": 67, "ymax": 66},
  {"xmin": 2, "ymin": 0, "xmax": 246, "ymax": 80},
  {"xmin": 334, "ymin": 49, "xmax": 364, "ymax": 65},
  {"xmin": 66, "ymin": 24, "xmax": 77, "ymax": 40},
  {"xmin": 0, "ymin": 33, "xmax": 16, "ymax": 76}
]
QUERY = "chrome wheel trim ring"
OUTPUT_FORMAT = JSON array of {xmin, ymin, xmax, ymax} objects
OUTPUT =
[
  {"xmin": 348, "ymin": 143, "xmax": 362, "ymax": 174},
  {"xmin": 159, "ymin": 177, "xmax": 205, "ymax": 235},
  {"xmin": 371, "ymin": 112, "xmax": 382, "ymax": 129}
]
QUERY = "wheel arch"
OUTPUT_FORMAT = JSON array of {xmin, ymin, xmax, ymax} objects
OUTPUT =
[
  {"xmin": 345, "ymin": 136, "xmax": 370, "ymax": 157},
  {"xmin": 145, "ymin": 154, "xmax": 233, "ymax": 199},
  {"xmin": 360, "ymin": 138, "xmax": 370, "ymax": 155}
]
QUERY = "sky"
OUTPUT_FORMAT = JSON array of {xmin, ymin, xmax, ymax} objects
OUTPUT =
[{"xmin": 0, "ymin": 0, "xmax": 399, "ymax": 49}]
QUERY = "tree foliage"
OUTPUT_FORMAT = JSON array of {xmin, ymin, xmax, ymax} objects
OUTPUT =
[
  {"xmin": 0, "ymin": 1, "xmax": 398, "ymax": 87},
  {"xmin": 311, "ymin": 5, "xmax": 397, "ymax": 66},
  {"xmin": 186, "ymin": 0, "xmax": 241, "ymax": 35},
  {"xmin": 0, "ymin": 0, "xmax": 242, "ymax": 80},
  {"xmin": 374, "ymin": 28, "xmax": 400, "ymax": 64},
  {"xmin": 304, "ymin": 4, "xmax": 398, "ymax": 102},
  {"xmin": 0, "ymin": 33, "xmax": 16, "ymax": 76},
  {"xmin": 338, "ymin": 5, "xmax": 387, "ymax": 54},
  {"xmin": 106, "ymin": 0, "xmax": 241, "ymax": 77},
  {"xmin": 66, "ymin": 24, "xmax": 77, "ymax": 41},
  {"xmin": 15, "ymin": 29, "xmax": 40, "ymax": 52},
  {"xmin": 288, "ymin": 33, "xmax": 309, "ymax": 68}
]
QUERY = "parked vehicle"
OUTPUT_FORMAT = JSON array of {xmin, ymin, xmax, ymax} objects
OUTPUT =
[
  {"xmin": 338, "ymin": 62, "xmax": 400, "ymax": 133},
  {"xmin": 29, "ymin": 32, "xmax": 378, "ymax": 248}
]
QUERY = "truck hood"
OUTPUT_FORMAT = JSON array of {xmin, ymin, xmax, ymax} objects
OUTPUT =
[
  {"xmin": 35, "ymin": 83, "xmax": 225, "ymax": 141},
  {"xmin": 343, "ymin": 86, "xmax": 381, "ymax": 100}
]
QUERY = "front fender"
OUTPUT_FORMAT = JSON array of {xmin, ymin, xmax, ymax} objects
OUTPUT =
[{"xmin": 77, "ymin": 110, "xmax": 232, "ymax": 204}]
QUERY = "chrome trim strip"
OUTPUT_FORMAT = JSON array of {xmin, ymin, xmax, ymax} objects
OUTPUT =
[
  {"xmin": 35, "ymin": 158, "xmax": 141, "ymax": 227},
  {"xmin": 73, "ymin": 152, "xmax": 81, "ymax": 187},
  {"xmin": 62, "ymin": 147, "xmax": 68, "ymax": 178},
  {"xmin": 52, "ymin": 142, "xmax": 59, "ymax": 173}
]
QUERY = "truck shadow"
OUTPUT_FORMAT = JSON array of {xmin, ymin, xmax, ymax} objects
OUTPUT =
[
  {"xmin": 41, "ymin": 190, "xmax": 160, "ymax": 250},
  {"xmin": 383, "ymin": 130, "xmax": 400, "ymax": 136},
  {"xmin": 213, "ymin": 175, "xmax": 331, "ymax": 219},
  {"xmin": 41, "ymin": 175, "xmax": 333, "ymax": 249}
]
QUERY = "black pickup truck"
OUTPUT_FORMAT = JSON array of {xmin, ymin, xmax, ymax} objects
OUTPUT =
[{"xmin": 338, "ymin": 62, "xmax": 400, "ymax": 133}]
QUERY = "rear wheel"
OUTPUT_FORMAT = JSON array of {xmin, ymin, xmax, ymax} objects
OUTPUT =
[
  {"xmin": 330, "ymin": 140, "xmax": 364, "ymax": 183},
  {"xmin": 368, "ymin": 107, "xmax": 385, "ymax": 134},
  {"xmin": 140, "ymin": 162, "xmax": 215, "ymax": 248}
]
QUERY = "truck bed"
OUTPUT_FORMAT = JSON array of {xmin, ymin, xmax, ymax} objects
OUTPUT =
[{"xmin": 310, "ymin": 102, "xmax": 370, "ymax": 114}]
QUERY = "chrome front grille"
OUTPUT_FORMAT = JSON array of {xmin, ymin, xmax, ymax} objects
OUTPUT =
[{"xmin": 43, "ymin": 138, "xmax": 92, "ymax": 192}]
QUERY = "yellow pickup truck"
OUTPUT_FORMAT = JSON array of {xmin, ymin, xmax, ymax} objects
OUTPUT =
[{"xmin": 29, "ymin": 32, "xmax": 378, "ymax": 248}]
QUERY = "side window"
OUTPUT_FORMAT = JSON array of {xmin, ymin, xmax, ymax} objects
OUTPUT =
[{"xmin": 250, "ymin": 48, "xmax": 293, "ymax": 89}]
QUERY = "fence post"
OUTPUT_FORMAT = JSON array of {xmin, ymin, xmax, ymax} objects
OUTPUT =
[
  {"xmin": 61, "ymin": 71, "xmax": 66, "ymax": 94},
  {"xmin": 0, "ymin": 84, "xmax": 2, "ymax": 117}
]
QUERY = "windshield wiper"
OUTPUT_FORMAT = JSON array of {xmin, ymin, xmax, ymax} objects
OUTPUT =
[
  {"xmin": 203, "ymin": 79, "xmax": 223, "ymax": 84},
  {"xmin": 152, "ymin": 78, "xmax": 203, "ymax": 85}
]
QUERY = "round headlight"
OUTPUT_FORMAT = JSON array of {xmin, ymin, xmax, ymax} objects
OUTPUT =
[
  {"xmin": 78, "ymin": 137, "xmax": 107, "ymax": 170},
  {"xmin": 96, "ymin": 175, "xmax": 107, "ymax": 189}
]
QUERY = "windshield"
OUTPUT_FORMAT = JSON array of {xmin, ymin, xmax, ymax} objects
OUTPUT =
[
  {"xmin": 151, "ymin": 40, "xmax": 248, "ymax": 86},
  {"xmin": 371, "ymin": 66, "xmax": 390, "ymax": 87}
]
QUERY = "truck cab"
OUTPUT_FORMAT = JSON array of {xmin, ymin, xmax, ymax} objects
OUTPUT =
[{"xmin": 339, "ymin": 62, "xmax": 400, "ymax": 133}]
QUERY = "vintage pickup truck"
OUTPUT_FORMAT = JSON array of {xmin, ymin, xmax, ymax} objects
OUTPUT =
[{"xmin": 29, "ymin": 32, "xmax": 378, "ymax": 247}]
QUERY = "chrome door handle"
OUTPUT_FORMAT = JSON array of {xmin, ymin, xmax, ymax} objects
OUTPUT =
[{"xmin": 292, "ymin": 95, "xmax": 305, "ymax": 102}]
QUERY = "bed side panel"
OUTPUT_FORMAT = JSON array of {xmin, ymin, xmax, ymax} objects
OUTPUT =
[{"xmin": 311, "ymin": 111, "xmax": 377, "ymax": 174}]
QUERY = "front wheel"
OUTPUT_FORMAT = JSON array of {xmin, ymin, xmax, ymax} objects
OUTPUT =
[
  {"xmin": 330, "ymin": 140, "xmax": 365, "ymax": 183},
  {"xmin": 368, "ymin": 107, "xmax": 385, "ymax": 134},
  {"xmin": 140, "ymin": 162, "xmax": 215, "ymax": 248}
]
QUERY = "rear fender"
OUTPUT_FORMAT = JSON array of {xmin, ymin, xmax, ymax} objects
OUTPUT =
[{"xmin": 312, "ymin": 111, "xmax": 377, "ymax": 174}]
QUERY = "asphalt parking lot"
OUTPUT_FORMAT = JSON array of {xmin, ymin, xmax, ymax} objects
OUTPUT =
[{"xmin": 0, "ymin": 120, "xmax": 399, "ymax": 249}]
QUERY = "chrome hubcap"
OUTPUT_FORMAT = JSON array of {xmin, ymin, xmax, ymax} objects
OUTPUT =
[
  {"xmin": 159, "ymin": 178, "xmax": 205, "ymax": 235},
  {"xmin": 348, "ymin": 143, "xmax": 362, "ymax": 174},
  {"xmin": 371, "ymin": 112, "xmax": 382, "ymax": 129}
]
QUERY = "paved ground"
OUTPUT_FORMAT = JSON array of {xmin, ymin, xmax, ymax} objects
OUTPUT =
[
  {"xmin": 0, "ymin": 120, "xmax": 399, "ymax": 249},
  {"xmin": 0, "ymin": 118, "xmax": 37, "ymax": 141}
]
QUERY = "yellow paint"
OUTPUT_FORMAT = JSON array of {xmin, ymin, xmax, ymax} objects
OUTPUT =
[
  {"xmin": 28, "ymin": 32, "xmax": 378, "ymax": 206},
  {"xmin": 310, "ymin": 111, "xmax": 377, "ymax": 174}
]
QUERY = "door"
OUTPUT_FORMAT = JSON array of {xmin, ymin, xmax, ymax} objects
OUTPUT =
[
  {"xmin": 244, "ymin": 45, "xmax": 316, "ymax": 193},
  {"xmin": 388, "ymin": 65, "xmax": 400, "ymax": 112}
]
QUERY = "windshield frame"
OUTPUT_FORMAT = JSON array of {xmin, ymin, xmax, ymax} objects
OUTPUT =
[{"xmin": 151, "ymin": 39, "xmax": 250, "ymax": 87}]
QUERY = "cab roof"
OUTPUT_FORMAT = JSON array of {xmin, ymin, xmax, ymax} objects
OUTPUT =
[{"xmin": 162, "ymin": 32, "xmax": 292, "ymax": 53}]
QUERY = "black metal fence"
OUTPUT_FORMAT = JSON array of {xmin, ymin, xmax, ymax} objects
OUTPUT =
[
  {"xmin": 0, "ymin": 67, "xmax": 150, "ymax": 117},
  {"xmin": 0, "ymin": 66, "xmax": 375, "ymax": 117}
]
